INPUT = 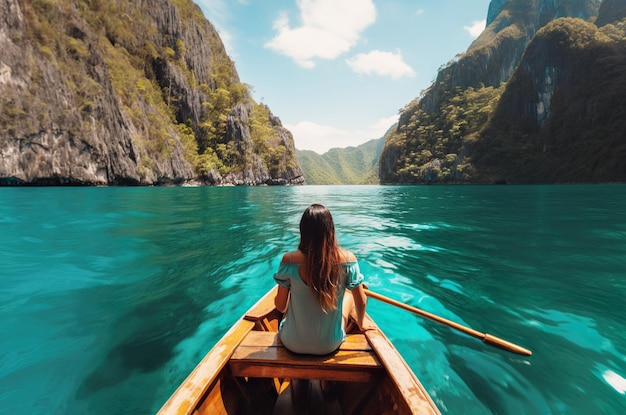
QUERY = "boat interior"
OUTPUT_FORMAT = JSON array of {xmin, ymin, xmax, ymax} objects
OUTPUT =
[{"xmin": 158, "ymin": 288, "xmax": 440, "ymax": 415}]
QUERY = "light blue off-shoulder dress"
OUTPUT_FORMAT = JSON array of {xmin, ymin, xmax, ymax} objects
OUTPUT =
[{"xmin": 273, "ymin": 256, "xmax": 364, "ymax": 355}]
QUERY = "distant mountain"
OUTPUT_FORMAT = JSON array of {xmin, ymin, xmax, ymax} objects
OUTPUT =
[
  {"xmin": 379, "ymin": 0, "xmax": 626, "ymax": 184},
  {"xmin": 0, "ymin": 0, "xmax": 302, "ymax": 185},
  {"xmin": 296, "ymin": 137, "xmax": 385, "ymax": 185}
]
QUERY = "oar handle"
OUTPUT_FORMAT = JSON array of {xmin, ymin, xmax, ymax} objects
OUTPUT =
[{"xmin": 364, "ymin": 289, "xmax": 532, "ymax": 356}]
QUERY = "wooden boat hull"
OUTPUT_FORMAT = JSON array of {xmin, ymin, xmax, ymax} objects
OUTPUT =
[{"xmin": 158, "ymin": 286, "xmax": 441, "ymax": 414}]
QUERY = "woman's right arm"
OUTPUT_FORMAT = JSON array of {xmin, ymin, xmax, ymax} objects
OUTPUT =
[
  {"xmin": 274, "ymin": 286, "xmax": 289, "ymax": 313},
  {"xmin": 274, "ymin": 252, "xmax": 293, "ymax": 313}
]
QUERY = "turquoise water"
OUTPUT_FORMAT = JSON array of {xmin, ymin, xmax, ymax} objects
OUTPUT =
[{"xmin": 1, "ymin": 185, "xmax": 625, "ymax": 414}]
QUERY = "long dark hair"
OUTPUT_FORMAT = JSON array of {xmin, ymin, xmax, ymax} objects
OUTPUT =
[{"xmin": 298, "ymin": 204, "xmax": 343, "ymax": 311}]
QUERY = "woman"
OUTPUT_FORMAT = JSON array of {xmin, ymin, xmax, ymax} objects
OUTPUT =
[{"xmin": 273, "ymin": 204, "xmax": 369, "ymax": 355}]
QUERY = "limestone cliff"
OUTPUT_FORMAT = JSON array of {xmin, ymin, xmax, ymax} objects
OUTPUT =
[
  {"xmin": 417, "ymin": 0, "xmax": 601, "ymax": 116},
  {"xmin": 0, "ymin": 0, "xmax": 303, "ymax": 185},
  {"xmin": 473, "ymin": 14, "xmax": 626, "ymax": 182},
  {"xmin": 596, "ymin": 0, "xmax": 626, "ymax": 26},
  {"xmin": 379, "ymin": 0, "xmax": 614, "ymax": 184}
]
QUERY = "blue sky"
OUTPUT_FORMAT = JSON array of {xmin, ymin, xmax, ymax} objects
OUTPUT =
[{"xmin": 195, "ymin": 0, "xmax": 492, "ymax": 154}]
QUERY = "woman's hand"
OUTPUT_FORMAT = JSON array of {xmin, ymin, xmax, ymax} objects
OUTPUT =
[{"xmin": 358, "ymin": 321, "xmax": 377, "ymax": 332}]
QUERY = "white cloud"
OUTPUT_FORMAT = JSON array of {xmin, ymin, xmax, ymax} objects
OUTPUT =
[
  {"xmin": 370, "ymin": 114, "xmax": 399, "ymax": 133},
  {"xmin": 345, "ymin": 50, "xmax": 415, "ymax": 79},
  {"xmin": 265, "ymin": 0, "xmax": 377, "ymax": 68},
  {"xmin": 464, "ymin": 20, "xmax": 486, "ymax": 38},
  {"xmin": 415, "ymin": 8, "xmax": 424, "ymax": 16},
  {"xmin": 287, "ymin": 115, "xmax": 398, "ymax": 154}
]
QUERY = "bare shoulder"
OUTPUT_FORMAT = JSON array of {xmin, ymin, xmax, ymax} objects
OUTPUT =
[
  {"xmin": 338, "ymin": 248, "xmax": 357, "ymax": 262},
  {"xmin": 281, "ymin": 250, "xmax": 306, "ymax": 263}
]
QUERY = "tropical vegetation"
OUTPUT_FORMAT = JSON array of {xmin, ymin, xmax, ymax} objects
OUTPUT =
[{"xmin": 0, "ymin": 0, "xmax": 299, "ymax": 184}]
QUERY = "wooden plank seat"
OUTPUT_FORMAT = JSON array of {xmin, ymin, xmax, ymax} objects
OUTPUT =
[{"xmin": 229, "ymin": 331, "xmax": 384, "ymax": 382}]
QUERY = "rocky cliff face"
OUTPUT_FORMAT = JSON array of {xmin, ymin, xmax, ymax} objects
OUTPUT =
[
  {"xmin": 0, "ymin": 0, "xmax": 303, "ymax": 185},
  {"xmin": 473, "ymin": 14, "xmax": 626, "ymax": 182},
  {"xmin": 417, "ymin": 0, "xmax": 601, "ymax": 116},
  {"xmin": 486, "ymin": 0, "xmax": 507, "ymax": 26},
  {"xmin": 596, "ymin": 0, "xmax": 626, "ymax": 26},
  {"xmin": 0, "ymin": 0, "xmax": 160, "ymax": 184},
  {"xmin": 380, "ymin": 0, "xmax": 608, "ymax": 184},
  {"xmin": 219, "ymin": 103, "xmax": 303, "ymax": 186}
]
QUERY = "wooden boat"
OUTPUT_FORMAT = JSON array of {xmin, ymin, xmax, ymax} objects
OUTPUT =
[{"xmin": 158, "ymin": 286, "xmax": 441, "ymax": 414}]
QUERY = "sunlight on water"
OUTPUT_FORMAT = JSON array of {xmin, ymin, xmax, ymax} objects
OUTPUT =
[{"xmin": 602, "ymin": 369, "xmax": 626, "ymax": 394}]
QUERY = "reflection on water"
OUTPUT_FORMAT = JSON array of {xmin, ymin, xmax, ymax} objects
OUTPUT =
[{"xmin": 1, "ymin": 185, "xmax": 626, "ymax": 414}]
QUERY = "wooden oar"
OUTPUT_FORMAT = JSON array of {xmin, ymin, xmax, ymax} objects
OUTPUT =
[{"xmin": 364, "ymin": 289, "xmax": 532, "ymax": 356}]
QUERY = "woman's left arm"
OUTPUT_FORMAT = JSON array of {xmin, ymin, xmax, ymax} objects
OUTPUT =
[{"xmin": 352, "ymin": 284, "xmax": 368, "ymax": 330}]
